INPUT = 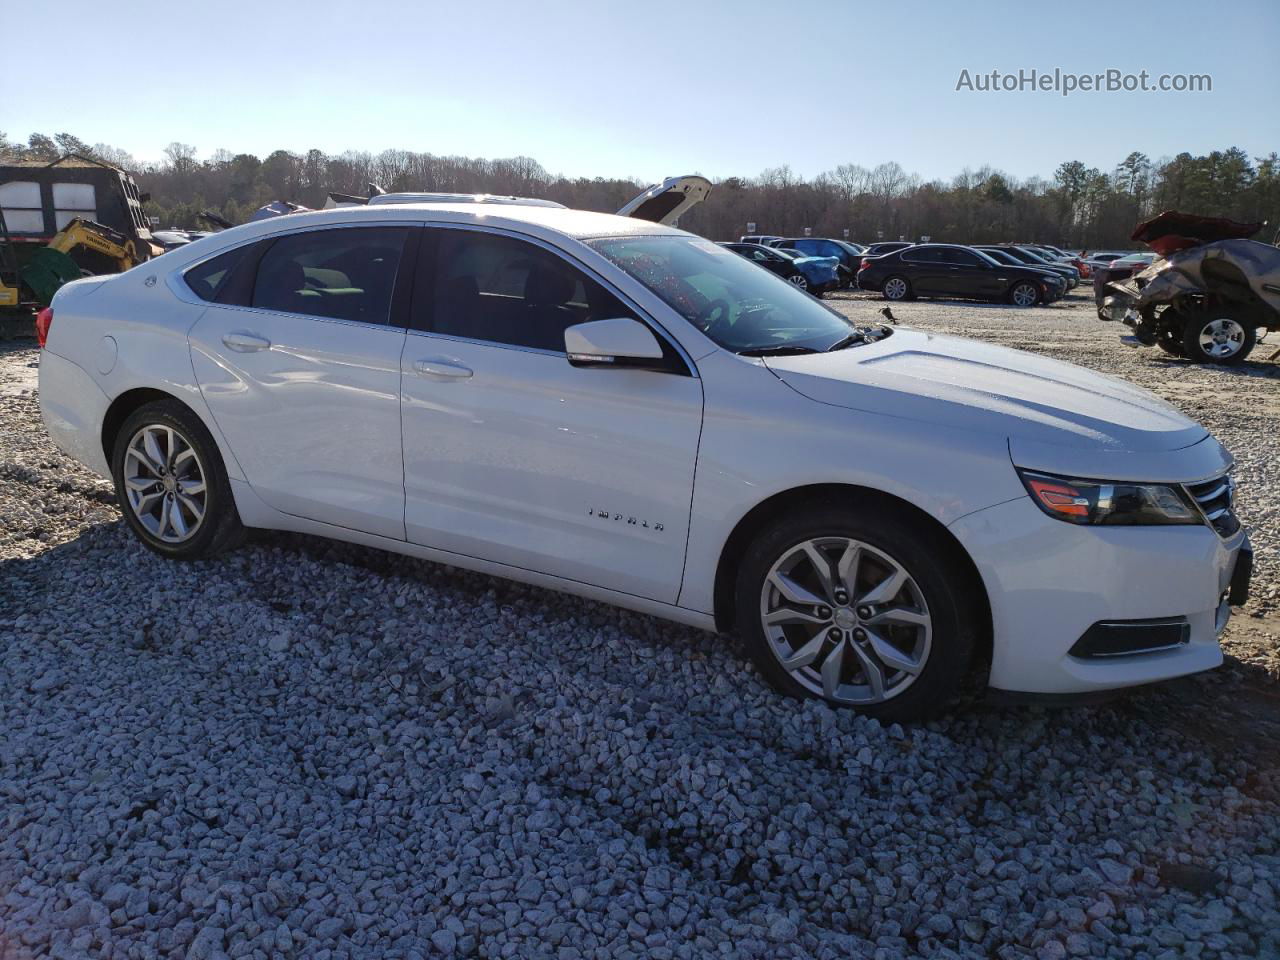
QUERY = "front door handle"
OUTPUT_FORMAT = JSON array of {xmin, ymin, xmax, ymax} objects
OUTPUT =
[
  {"xmin": 414, "ymin": 358, "xmax": 473, "ymax": 380},
  {"xmin": 222, "ymin": 332, "xmax": 272, "ymax": 352}
]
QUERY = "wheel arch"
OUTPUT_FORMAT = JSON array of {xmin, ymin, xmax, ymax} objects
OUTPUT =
[
  {"xmin": 711, "ymin": 483, "xmax": 992, "ymax": 662},
  {"xmin": 101, "ymin": 388, "xmax": 183, "ymax": 464}
]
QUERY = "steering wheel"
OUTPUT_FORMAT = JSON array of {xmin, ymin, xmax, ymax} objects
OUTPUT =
[{"xmin": 694, "ymin": 298, "xmax": 733, "ymax": 334}]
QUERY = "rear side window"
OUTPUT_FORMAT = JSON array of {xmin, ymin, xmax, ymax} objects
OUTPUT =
[
  {"xmin": 252, "ymin": 227, "xmax": 408, "ymax": 325},
  {"xmin": 184, "ymin": 246, "xmax": 248, "ymax": 302}
]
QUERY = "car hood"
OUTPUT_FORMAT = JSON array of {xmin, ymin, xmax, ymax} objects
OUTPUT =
[
  {"xmin": 792, "ymin": 255, "xmax": 840, "ymax": 269},
  {"xmin": 763, "ymin": 328, "xmax": 1207, "ymax": 456}
]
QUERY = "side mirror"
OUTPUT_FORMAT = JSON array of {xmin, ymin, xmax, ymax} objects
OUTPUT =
[{"xmin": 565, "ymin": 317, "xmax": 664, "ymax": 367}]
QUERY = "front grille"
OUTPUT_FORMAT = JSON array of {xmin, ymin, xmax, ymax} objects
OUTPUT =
[{"xmin": 1185, "ymin": 473, "xmax": 1240, "ymax": 537}]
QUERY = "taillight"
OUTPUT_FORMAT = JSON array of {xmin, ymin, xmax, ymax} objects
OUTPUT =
[
  {"xmin": 858, "ymin": 258, "xmax": 871, "ymax": 271},
  {"xmin": 35, "ymin": 308, "xmax": 53, "ymax": 348}
]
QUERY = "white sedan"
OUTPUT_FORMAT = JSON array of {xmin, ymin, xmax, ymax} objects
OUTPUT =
[{"xmin": 37, "ymin": 186, "xmax": 1251, "ymax": 719}]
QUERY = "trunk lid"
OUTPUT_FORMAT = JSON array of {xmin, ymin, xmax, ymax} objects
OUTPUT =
[{"xmin": 616, "ymin": 175, "xmax": 712, "ymax": 226}]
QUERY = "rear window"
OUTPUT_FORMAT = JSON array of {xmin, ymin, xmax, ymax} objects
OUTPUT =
[{"xmin": 184, "ymin": 246, "xmax": 248, "ymax": 302}]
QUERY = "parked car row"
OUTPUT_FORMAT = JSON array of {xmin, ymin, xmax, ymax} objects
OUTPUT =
[
  {"xmin": 730, "ymin": 235, "xmax": 1097, "ymax": 307},
  {"xmin": 856, "ymin": 243, "xmax": 1072, "ymax": 307}
]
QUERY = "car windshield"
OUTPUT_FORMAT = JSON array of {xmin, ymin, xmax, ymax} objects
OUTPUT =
[
  {"xmin": 1014, "ymin": 246, "xmax": 1053, "ymax": 264},
  {"xmin": 590, "ymin": 235, "xmax": 858, "ymax": 353},
  {"xmin": 980, "ymin": 248, "xmax": 1018, "ymax": 265},
  {"xmin": 967, "ymin": 247, "xmax": 1002, "ymax": 267}
]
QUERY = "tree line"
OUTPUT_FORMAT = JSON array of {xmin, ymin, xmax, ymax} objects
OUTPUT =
[{"xmin": 3, "ymin": 131, "xmax": 1277, "ymax": 250}]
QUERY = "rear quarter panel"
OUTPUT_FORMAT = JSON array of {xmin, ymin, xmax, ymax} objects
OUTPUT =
[{"xmin": 42, "ymin": 265, "xmax": 247, "ymax": 481}]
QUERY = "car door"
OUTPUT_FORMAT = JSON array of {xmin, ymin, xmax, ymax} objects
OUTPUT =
[
  {"xmin": 187, "ymin": 224, "xmax": 413, "ymax": 540},
  {"xmin": 399, "ymin": 226, "xmax": 704, "ymax": 603},
  {"xmin": 939, "ymin": 248, "xmax": 1002, "ymax": 297},
  {"xmin": 898, "ymin": 247, "xmax": 945, "ymax": 294}
]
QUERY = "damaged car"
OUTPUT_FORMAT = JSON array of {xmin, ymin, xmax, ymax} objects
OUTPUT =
[{"xmin": 1106, "ymin": 212, "xmax": 1277, "ymax": 364}]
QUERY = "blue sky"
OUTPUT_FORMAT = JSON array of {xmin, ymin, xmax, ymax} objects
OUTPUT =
[{"xmin": 6, "ymin": 0, "xmax": 1278, "ymax": 184}]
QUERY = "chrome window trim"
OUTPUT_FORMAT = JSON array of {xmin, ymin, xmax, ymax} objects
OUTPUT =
[
  {"xmin": 411, "ymin": 220, "xmax": 699, "ymax": 377},
  {"xmin": 168, "ymin": 219, "xmax": 415, "ymax": 312}
]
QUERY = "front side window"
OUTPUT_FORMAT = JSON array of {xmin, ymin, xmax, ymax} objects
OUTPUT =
[
  {"xmin": 903, "ymin": 247, "xmax": 940, "ymax": 263},
  {"xmin": 425, "ymin": 231, "xmax": 636, "ymax": 352},
  {"xmin": 252, "ymin": 227, "xmax": 408, "ymax": 324},
  {"xmin": 590, "ymin": 235, "xmax": 856, "ymax": 354}
]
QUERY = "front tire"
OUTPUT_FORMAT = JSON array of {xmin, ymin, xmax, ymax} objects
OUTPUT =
[
  {"xmin": 111, "ymin": 399, "xmax": 245, "ymax": 560},
  {"xmin": 1009, "ymin": 281, "xmax": 1039, "ymax": 307},
  {"xmin": 734, "ymin": 501, "xmax": 975, "ymax": 721},
  {"xmin": 787, "ymin": 273, "xmax": 809, "ymax": 292}
]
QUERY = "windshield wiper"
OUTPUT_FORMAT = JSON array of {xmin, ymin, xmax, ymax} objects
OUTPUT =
[
  {"xmin": 737, "ymin": 344, "xmax": 820, "ymax": 357},
  {"xmin": 825, "ymin": 333, "xmax": 866, "ymax": 352}
]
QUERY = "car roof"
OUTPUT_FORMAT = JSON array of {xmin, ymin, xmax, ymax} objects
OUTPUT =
[{"xmin": 164, "ymin": 202, "xmax": 687, "ymax": 268}]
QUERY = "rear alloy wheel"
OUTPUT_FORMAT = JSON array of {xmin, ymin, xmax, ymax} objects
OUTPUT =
[
  {"xmin": 1009, "ymin": 281, "xmax": 1039, "ymax": 307},
  {"xmin": 1182, "ymin": 312, "xmax": 1255, "ymax": 365},
  {"xmin": 735, "ymin": 502, "xmax": 974, "ymax": 720},
  {"xmin": 123, "ymin": 424, "xmax": 209, "ymax": 545},
  {"xmin": 112, "ymin": 399, "xmax": 245, "ymax": 560},
  {"xmin": 788, "ymin": 273, "xmax": 809, "ymax": 292},
  {"xmin": 882, "ymin": 276, "xmax": 910, "ymax": 301}
]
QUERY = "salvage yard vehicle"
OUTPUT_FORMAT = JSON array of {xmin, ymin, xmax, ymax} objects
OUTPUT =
[
  {"xmin": 1093, "ymin": 253, "xmax": 1155, "ymax": 318},
  {"xmin": 858, "ymin": 243, "xmax": 1060, "ymax": 305},
  {"xmin": 773, "ymin": 237, "xmax": 867, "ymax": 288},
  {"xmin": 720, "ymin": 241, "xmax": 825, "ymax": 291},
  {"xmin": 0, "ymin": 155, "xmax": 158, "ymax": 312},
  {"xmin": 1106, "ymin": 212, "xmax": 1277, "ymax": 365},
  {"xmin": 39, "ymin": 194, "xmax": 1251, "ymax": 719},
  {"xmin": 770, "ymin": 247, "xmax": 841, "ymax": 296}
]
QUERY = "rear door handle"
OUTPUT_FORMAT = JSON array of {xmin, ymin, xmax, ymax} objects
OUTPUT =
[
  {"xmin": 414, "ymin": 358, "xmax": 473, "ymax": 380},
  {"xmin": 222, "ymin": 332, "xmax": 271, "ymax": 352}
]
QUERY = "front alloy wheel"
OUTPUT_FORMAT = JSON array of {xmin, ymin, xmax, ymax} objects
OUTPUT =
[
  {"xmin": 788, "ymin": 273, "xmax": 809, "ymax": 291},
  {"xmin": 1010, "ymin": 282, "xmax": 1039, "ymax": 307},
  {"xmin": 734, "ymin": 501, "xmax": 975, "ymax": 720},
  {"xmin": 759, "ymin": 537, "xmax": 931, "ymax": 705}
]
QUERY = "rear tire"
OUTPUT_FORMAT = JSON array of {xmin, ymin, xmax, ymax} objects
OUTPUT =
[
  {"xmin": 734, "ymin": 499, "xmax": 975, "ymax": 721},
  {"xmin": 111, "ymin": 399, "xmax": 245, "ymax": 560},
  {"xmin": 1181, "ymin": 310, "xmax": 1255, "ymax": 365},
  {"xmin": 882, "ymin": 276, "xmax": 912, "ymax": 301}
]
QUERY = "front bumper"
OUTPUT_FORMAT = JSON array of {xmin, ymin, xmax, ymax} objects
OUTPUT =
[{"xmin": 950, "ymin": 495, "xmax": 1248, "ymax": 696}]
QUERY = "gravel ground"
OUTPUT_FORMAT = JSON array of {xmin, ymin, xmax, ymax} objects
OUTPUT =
[{"xmin": 0, "ymin": 290, "xmax": 1277, "ymax": 960}]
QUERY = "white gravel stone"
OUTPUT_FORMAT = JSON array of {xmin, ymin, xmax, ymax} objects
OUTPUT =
[{"xmin": 1, "ymin": 299, "xmax": 1278, "ymax": 959}]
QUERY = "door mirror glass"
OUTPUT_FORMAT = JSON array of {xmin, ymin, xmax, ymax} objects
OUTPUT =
[{"xmin": 565, "ymin": 317, "xmax": 664, "ymax": 366}]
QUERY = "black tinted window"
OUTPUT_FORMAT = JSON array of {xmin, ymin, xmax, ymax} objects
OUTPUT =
[
  {"xmin": 427, "ymin": 231, "xmax": 635, "ymax": 352},
  {"xmin": 184, "ymin": 246, "xmax": 247, "ymax": 302},
  {"xmin": 903, "ymin": 247, "xmax": 940, "ymax": 263},
  {"xmin": 939, "ymin": 248, "xmax": 982, "ymax": 265},
  {"xmin": 252, "ymin": 227, "xmax": 407, "ymax": 324}
]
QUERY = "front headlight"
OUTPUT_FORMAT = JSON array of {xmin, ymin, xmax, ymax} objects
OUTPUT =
[{"xmin": 1018, "ymin": 469, "xmax": 1202, "ymax": 526}]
